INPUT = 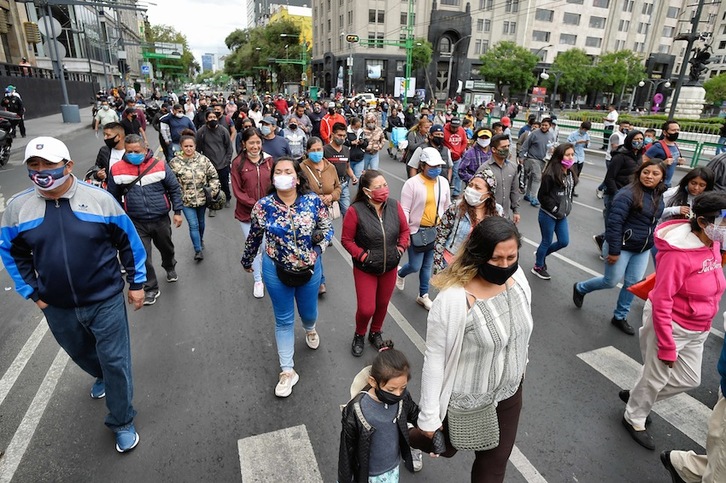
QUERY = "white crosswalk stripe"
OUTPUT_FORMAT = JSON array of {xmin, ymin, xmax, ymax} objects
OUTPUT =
[{"xmin": 238, "ymin": 425, "xmax": 323, "ymax": 482}]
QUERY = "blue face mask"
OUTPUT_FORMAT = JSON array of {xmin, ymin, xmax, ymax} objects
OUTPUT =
[
  {"xmin": 124, "ymin": 152, "xmax": 145, "ymax": 165},
  {"xmin": 631, "ymin": 141, "xmax": 644, "ymax": 150},
  {"xmin": 260, "ymin": 125, "xmax": 272, "ymax": 136},
  {"xmin": 426, "ymin": 167, "xmax": 442, "ymax": 178},
  {"xmin": 644, "ymin": 137, "xmax": 653, "ymax": 144},
  {"xmin": 308, "ymin": 151, "xmax": 324, "ymax": 163}
]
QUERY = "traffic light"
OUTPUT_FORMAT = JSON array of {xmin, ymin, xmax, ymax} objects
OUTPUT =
[{"xmin": 345, "ymin": 34, "xmax": 359, "ymax": 43}]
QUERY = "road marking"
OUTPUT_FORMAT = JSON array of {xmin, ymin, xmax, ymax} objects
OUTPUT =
[
  {"xmin": 0, "ymin": 348, "xmax": 68, "ymax": 483},
  {"xmin": 329, "ymin": 236, "xmax": 547, "ymax": 483},
  {"xmin": 577, "ymin": 346, "xmax": 711, "ymax": 448},
  {"xmin": 0, "ymin": 318, "xmax": 48, "ymax": 406},
  {"xmin": 237, "ymin": 424, "xmax": 323, "ymax": 482},
  {"xmin": 573, "ymin": 200, "xmax": 603, "ymax": 213}
]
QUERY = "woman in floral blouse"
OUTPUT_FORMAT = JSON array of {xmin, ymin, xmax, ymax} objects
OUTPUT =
[
  {"xmin": 169, "ymin": 133, "xmax": 221, "ymax": 261},
  {"xmin": 241, "ymin": 156, "xmax": 333, "ymax": 398}
]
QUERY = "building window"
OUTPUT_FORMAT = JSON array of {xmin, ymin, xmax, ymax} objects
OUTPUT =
[
  {"xmin": 348, "ymin": 11, "xmax": 353, "ymax": 25},
  {"xmin": 377, "ymin": 33, "xmax": 384, "ymax": 48},
  {"xmin": 535, "ymin": 9, "xmax": 554, "ymax": 22},
  {"xmin": 566, "ymin": 0, "xmax": 584, "ymax": 3},
  {"xmin": 396, "ymin": 60, "xmax": 404, "ymax": 72},
  {"xmin": 475, "ymin": 39, "xmax": 482, "ymax": 54},
  {"xmin": 482, "ymin": 40, "xmax": 489, "ymax": 53},
  {"xmin": 503, "ymin": 21, "xmax": 516, "ymax": 35},
  {"xmin": 563, "ymin": 13, "xmax": 580, "ymax": 25},
  {"xmin": 634, "ymin": 42, "xmax": 645, "ymax": 53},
  {"xmin": 585, "ymin": 36, "xmax": 602, "ymax": 48},
  {"xmin": 589, "ymin": 16, "xmax": 605, "ymax": 29},
  {"xmin": 642, "ymin": 2, "xmax": 653, "ymax": 14},
  {"xmin": 484, "ymin": 19, "xmax": 491, "ymax": 32},
  {"xmin": 662, "ymin": 26, "xmax": 674, "ymax": 37},
  {"xmin": 658, "ymin": 44, "xmax": 670, "ymax": 54},
  {"xmin": 401, "ymin": 13, "xmax": 407, "ymax": 25},
  {"xmin": 339, "ymin": 37, "xmax": 343, "ymax": 50},
  {"xmin": 477, "ymin": 19, "xmax": 483, "ymax": 32},
  {"xmin": 618, "ymin": 20, "xmax": 630, "ymax": 32},
  {"xmin": 719, "ymin": 40, "xmax": 726, "ymax": 49},
  {"xmin": 479, "ymin": 0, "xmax": 493, "ymax": 10},
  {"xmin": 622, "ymin": 0, "xmax": 634, "ymax": 12},
  {"xmin": 560, "ymin": 34, "xmax": 577, "ymax": 45},
  {"xmin": 475, "ymin": 40, "xmax": 489, "ymax": 54},
  {"xmin": 369, "ymin": 9, "xmax": 384, "ymax": 23},
  {"xmin": 505, "ymin": 0, "xmax": 519, "ymax": 13},
  {"xmin": 327, "ymin": 38, "xmax": 331, "ymax": 51},
  {"xmin": 339, "ymin": 14, "xmax": 344, "ymax": 29},
  {"xmin": 439, "ymin": 37, "xmax": 451, "ymax": 54},
  {"xmin": 712, "ymin": 55, "xmax": 723, "ymax": 64},
  {"xmin": 637, "ymin": 22, "xmax": 649, "ymax": 35},
  {"xmin": 615, "ymin": 39, "xmax": 625, "ymax": 50},
  {"xmin": 667, "ymin": 7, "xmax": 679, "ymax": 18},
  {"xmin": 440, "ymin": 0, "xmax": 460, "ymax": 4},
  {"xmin": 593, "ymin": 0, "xmax": 609, "ymax": 7},
  {"xmin": 327, "ymin": 19, "xmax": 331, "ymax": 31},
  {"xmin": 530, "ymin": 48, "xmax": 547, "ymax": 61},
  {"xmin": 532, "ymin": 30, "xmax": 551, "ymax": 42}
]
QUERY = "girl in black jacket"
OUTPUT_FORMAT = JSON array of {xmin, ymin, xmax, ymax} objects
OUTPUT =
[
  {"xmin": 339, "ymin": 342, "xmax": 420, "ymax": 482},
  {"xmin": 532, "ymin": 143, "xmax": 578, "ymax": 280}
]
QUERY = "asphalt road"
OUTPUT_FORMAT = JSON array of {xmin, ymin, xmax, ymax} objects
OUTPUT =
[{"xmin": 0, "ymin": 128, "xmax": 724, "ymax": 483}]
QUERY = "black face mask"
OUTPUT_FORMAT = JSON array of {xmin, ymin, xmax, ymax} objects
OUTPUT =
[
  {"xmin": 375, "ymin": 387, "xmax": 406, "ymax": 406},
  {"xmin": 289, "ymin": 124, "xmax": 298, "ymax": 130},
  {"xmin": 104, "ymin": 137, "xmax": 118, "ymax": 149},
  {"xmin": 207, "ymin": 120, "xmax": 218, "ymax": 129},
  {"xmin": 431, "ymin": 137, "xmax": 444, "ymax": 147},
  {"xmin": 665, "ymin": 132, "xmax": 679, "ymax": 142},
  {"xmin": 328, "ymin": 108, "xmax": 336, "ymax": 115},
  {"xmin": 478, "ymin": 261, "xmax": 518, "ymax": 286}
]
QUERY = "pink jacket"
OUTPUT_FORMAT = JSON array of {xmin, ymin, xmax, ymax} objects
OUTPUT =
[
  {"xmin": 400, "ymin": 174, "xmax": 451, "ymax": 234},
  {"xmin": 650, "ymin": 219, "xmax": 725, "ymax": 361}
]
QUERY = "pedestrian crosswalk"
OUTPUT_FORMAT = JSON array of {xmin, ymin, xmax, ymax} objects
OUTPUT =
[{"xmin": 238, "ymin": 425, "xmax": 323, "ymax": 482}]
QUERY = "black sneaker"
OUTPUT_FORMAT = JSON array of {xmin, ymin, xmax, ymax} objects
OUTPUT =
[
  {"xmin": 573, "ymin": 284, "xmax": 585, "ymax": 308},
  {"xmin": 143, "ymin": 290, "xmax": 160, "ymax": 306},
  {"xmin": 660, "ymin": 451, "xmax": 686, "ymax": 483},
  {"xmin": 194, "ymin": 251, "xmax": 204, "ymax": 261},
  {"xmin": 611, "ymin": 316, "xmax": 635, "ymax": 335},
  {"xmin": 166, "ymin": 269, "xmax": 178, "ymax": 282},
  {"xmin": 593, "ymin": 234, "xmax": 604, "ymax": 253},
  {"xmin": 368, "ymin": 331, "xmax": 384, "ymax": 350},
  {"xmin": 531, "ymin": 266, "xmax": 551, "ymax": 280},
  {"xmin": 351, "ymin": 334, "xmax": 365, "ymax": 357}
]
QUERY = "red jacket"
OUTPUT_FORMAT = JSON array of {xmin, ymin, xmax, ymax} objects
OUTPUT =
[
  {"xmin": 444, "ymin": 125, "xmax": 467, "ymax": 161},
  {"xmin": 320, "ymin": 113, "xmax": 347, "ymax": 145},
  {"xmin": 230, "ymin": 152, "xmax": 273, "ymax": 222},
  {"xmin": 273, "ymin": 98, "xmax": 288, "ymax": 116}
]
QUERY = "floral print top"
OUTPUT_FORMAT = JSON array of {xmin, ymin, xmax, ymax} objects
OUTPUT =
[
  {"xmin": 168, "ymin": 152, "xmax": 221, "ymax": 208},
  {"xmin": 241, "ymin": 192, "xmax": 333, "ymax": 270}
]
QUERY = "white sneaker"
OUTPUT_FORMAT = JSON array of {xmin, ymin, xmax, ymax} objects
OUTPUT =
[
  {"xmin": 411, "ymin": 448, "xmax": 424, "ymax": 472},
  {"xmin": 253, "ymin": 281, "xmax": 264, "ymax": 299},
  {"xmin": 305, "ymin": 329, "xmax": 320, "ymax": 350},
  {"xmin": 416, "ymin": 293, "xmax": 433, "ymax": 310},
  {"xmin": 596, "ymin": 188, "xmax": 604, "ymax": 199},
  {"xmin": 275, "ymin": 370, "xmax": 299, "ymax": 398},
  {"xmin": 396, "ymin": 266, "xmax": 405, "ymax": 290}
]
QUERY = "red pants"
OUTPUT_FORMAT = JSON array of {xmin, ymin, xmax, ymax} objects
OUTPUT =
[{"xmin": 353, "ymin": 266, "xmax": 397, "ymax": 335}]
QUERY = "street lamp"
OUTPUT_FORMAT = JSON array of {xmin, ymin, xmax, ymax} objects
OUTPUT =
[
  {"xmin": 539, "ymin": 70, "xmax": 563, "ymax": 111},
  {"xmin": 446, "ymin": 34, "xmax": 471, "ymax": 99}
]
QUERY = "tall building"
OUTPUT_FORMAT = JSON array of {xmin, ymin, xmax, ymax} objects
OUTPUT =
[
  {"xmin": 311, "ymin": 0, "xmax": 720, "ymax": 103},
  {"xmin": 202, "ymin": 53, "xmax": 215, "ymax": 72},
  {"xmin": 248, "ymin": 0, "xmax": 312, "ymax": 28}
]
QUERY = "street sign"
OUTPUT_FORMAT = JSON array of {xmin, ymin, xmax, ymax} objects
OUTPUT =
[
  {"xmin": 141, "ymin": 64, "xmax": 151, "ymax": 75},
  {"xmin": 345, "ymin": 35, "xmax": 359, "ymax": 43}
]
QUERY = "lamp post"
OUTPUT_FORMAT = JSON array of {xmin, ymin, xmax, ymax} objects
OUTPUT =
[
  {"xmin": 445, "ymin": 34, "xmax": 471, "ymax": 99},
  {"xmin": 637, "ymin": 79, "xmax": 671, "ymax": 111},
  {"xmin": 539, "ymin": 70, "xmax": 563, "ymax": 111}
]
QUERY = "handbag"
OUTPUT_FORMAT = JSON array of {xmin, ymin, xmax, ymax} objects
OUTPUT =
[
  {"xmin": 446, "ymin": 288, "xmax": 515, "ymax": 452},
  {"xmin": 627, "ymin": 272, "xmax": 656, "ymax": 300},
  {"xmin": 203, "ymin": 186, "xmax": 226, "ymax": 210},
  {"xmin": 410, "ymin": 181, "xmax": 441, "ymax": 253},
  {"xmin": 329, "ymin": 200, "xmax": 341, "ymax": 220}
]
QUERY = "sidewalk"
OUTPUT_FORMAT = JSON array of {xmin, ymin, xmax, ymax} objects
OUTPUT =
[{"xmin": 10, "ymin": 106, "xmax": 94, "ymax": 155}]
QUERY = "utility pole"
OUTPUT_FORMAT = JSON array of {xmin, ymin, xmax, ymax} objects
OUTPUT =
[
  {"xmin": 668, "ymin": 0, "xmax": 706, "ymax": 120},
  {"xmin": 403, "ymin": 0, "xmax": 414, "ymax": 101}
]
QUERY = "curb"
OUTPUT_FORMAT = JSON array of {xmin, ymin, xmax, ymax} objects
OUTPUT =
[{"xmin": 9, "ymin": 124, "xmax": 91, "ymax": 157}]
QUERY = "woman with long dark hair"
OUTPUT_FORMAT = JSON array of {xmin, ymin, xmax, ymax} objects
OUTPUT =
[
  {"xmin": 661, "ymin": 167, "xmax": 714, "ymax": 222},
  {"xmin": 241, "ymin": 157, "xmax": 333, "ymax": 397},
  {"xmin": 531, "ymin": 143, "xmax": 578, "ymax": 280},
  {"xmin": 341, "ymin": 169, "xmax": 410, "ymax": 356},
  {"xmin": 573, "ymin": 160, "xmax": 667, "ymax": 335}
]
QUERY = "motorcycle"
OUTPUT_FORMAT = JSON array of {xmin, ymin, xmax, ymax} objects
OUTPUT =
[{"xmin": 0, "ymin": 110, "xmax": 20, "ymax": 167}]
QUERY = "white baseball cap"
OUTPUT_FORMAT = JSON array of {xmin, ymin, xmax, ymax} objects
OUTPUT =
[
  {"xmin": 24, "ymin": 137, "xmax": 71, "ymax": 164},
  {"xmin": 327, "ymin": 101, "xmax": 336, "ymax": 108},
  {"xmin": 420, "ymin": 147, "xmax": 445, "ymax": 166}
]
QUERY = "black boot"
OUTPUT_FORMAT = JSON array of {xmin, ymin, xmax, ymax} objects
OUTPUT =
[
  {"xmin": 611, "ymin": 317, "xmax": 635, "ymax": 335},
  {"xmin": 368, "ymin": 331, "xmax": 384, "ymax": 350},
  {"xmin": 351, "ymin": 334, "xmax": 365, "ymax": 357}
]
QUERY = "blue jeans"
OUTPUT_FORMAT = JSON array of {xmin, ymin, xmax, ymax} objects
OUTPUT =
[
  {"xmin": 363, "ymin": 152, "xmax": 380, "ymax": 171},
  {"xmin": 575, "ymin": 241, "xmax": 650, "ymax": 320},
  {"xmin": 340, "ymin": 180, "xmax": 351, "ymax": 219},
  {"xmin": 451, "ymin": 159, "xmax": 462, "ymax": 197},
  {"xmin": 398, "ymin": 245, "xmax": 435, "ymax": 296},
  {"xmin": 535, "ymin": 211, "xmax": 569, "ymax": 267},
  {"xmin": 381, "ymin": 112, "xmax": 388, "ymax": 129},
  {"xmin": 241, "ymin": 221, "xmax": 264, "ymax": 283},
  {"xmin": 42, "ymin": 292, "xmax": 136, "ymax": 431},
  {"xmin": 182, "ymin": 205, "xmax": 206, "ymax": 252},
  {"xmin": 350, "ymin": 161, "xmax": 365, "ymax": 179},
  {"xmin": 262, "ymin": 255, "xmax": 322, "ymax": 371},
  {"xmin": 716, "ymin": 136, "xmax": 726, "ymax": 155}
]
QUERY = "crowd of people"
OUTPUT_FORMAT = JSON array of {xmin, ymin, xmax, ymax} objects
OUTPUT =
[{"xmin": 2, "ymin": 86, "xmax": 726, "ymax": 483}]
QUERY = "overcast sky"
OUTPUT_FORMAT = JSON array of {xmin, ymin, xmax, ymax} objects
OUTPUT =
[{"xmin": 144, "ymin": 0, "xmax": 247, "ymax": 66}]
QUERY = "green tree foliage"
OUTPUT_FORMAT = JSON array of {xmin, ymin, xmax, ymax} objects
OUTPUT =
[
  {"xmin": 224, "ymin": 19, "xmax": 308, "ymax": 86},
  {"xmin": 411, "ymin": 38, "xmax": 433, "ymax": 72},
  {"xmin": 478, "ymin": 41, "xmax": 538, "ymax": 96},
  {"xmin": 590, "ymin": 50, "xmax": 645, "ymax": 101},
  {"xmin": 704, "ymin": 73, "xmax": 726, "ymax": 104},
  {"xmin": 544, "ymin": 49, "xmax": 593, "ymax": 99},
  {"xmin": 144, "ymin": 24, "xmax": 199, "ymax": 79}
]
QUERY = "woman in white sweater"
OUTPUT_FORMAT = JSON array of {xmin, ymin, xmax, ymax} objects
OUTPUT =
[{"xmin": 410, "ymin": 216, "xmax": 533, "ymax": 483}]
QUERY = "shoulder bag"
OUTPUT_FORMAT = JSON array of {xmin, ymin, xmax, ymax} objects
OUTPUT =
[
  {"xmin": 410, "ymin": 180, "xmax": 441, "ymax": 252},
  {"xmin": 275, "ymin": 206, "xmax": 315, "ymax": 287}
]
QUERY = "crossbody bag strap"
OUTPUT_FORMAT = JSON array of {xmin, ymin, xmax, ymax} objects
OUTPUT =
[
  {"xmin": 121, "ymin": 157, "xmax": 160, "ymax": 195},
  {"xmin": 304, "ymin": 164, "xmax": 323, "ymax": 191}
]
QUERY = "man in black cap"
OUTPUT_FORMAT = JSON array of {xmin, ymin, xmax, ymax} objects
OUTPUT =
[{"xmin": 260, "ymin": 116, "xmax": 291, "ymax": 160}]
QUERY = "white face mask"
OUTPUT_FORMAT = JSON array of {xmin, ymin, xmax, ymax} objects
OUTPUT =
[
  {"xmin": 273, "ymin": 174, "xmax": 296, "ymax": 191},
  {"xmin": 477, "ymin": 138, "xmax": 491, "ymax": 148},
  {"xmin": 705, "ymin": 223, "xmax": 726, "ymax": 246},
  {"xmin": 464, "ymin": 187, "xmax": 487, "ymax": 207}
]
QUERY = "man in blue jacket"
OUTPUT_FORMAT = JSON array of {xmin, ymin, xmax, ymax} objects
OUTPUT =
[
  {"xmin": 0, "ymin": 137, "xmax": 147, "ymax": 453},
  {"xmin": 107, "ymin": 134, "xmax": 184, "ymax": 305}
]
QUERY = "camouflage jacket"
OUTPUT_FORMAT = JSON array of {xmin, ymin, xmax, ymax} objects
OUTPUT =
[{"xmin": 168, "ymin": 152, "xmax": 221, "ymax": 207}]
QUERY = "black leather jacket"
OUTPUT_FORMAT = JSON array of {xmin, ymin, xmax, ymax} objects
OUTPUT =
[{"xmin": 338, "ymin": 391, "xmax": 419, "ymax": 482}]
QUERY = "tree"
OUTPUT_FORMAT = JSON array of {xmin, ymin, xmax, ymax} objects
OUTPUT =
[
  {"xmin": 411, "ymin": 38, "xmax": 433, "ymax": 72},
  {"xmin": 704, "ymin": 73, "xmax": 726, "ymax": 104},
  {"xmin": 590, "ymin": 51, "xmax": 645, "ymax": 104},
  {"xmin": 545, "ymin": 49, "xmax": 594, "ymax": 103},
  {"xmin": 478, "ymin": 41, "xmax": 538, "ymax": 97},
  {"xmin": 145, "ymin": 24, "xmax": 199, "ymax": 80}
]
